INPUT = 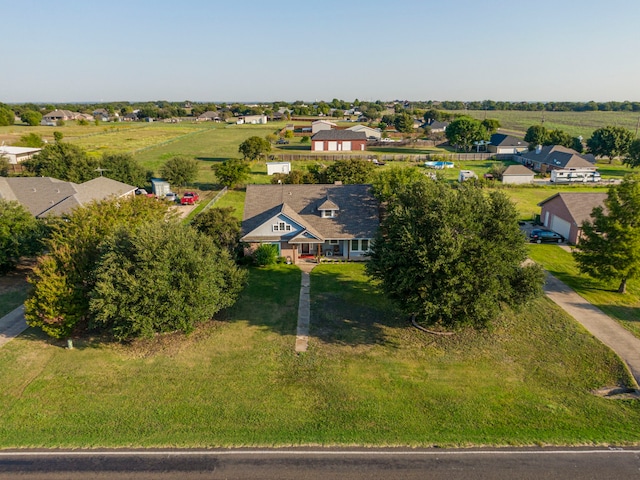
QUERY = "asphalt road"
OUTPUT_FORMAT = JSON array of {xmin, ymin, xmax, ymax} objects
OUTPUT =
[{"xmin": 1, "ymin": 448, "xmax": 639, "ymax": 479}]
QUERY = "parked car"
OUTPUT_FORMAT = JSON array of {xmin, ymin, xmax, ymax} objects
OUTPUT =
[
  {"xmin": 530, "ymin": 229, "xmax": 564, "ymax": 244},
  {"xmin": 164, "ymin": 192, "xmax": 178, "ymax": 203},
  {"xmin": 180, "ymin": 191, "xmax": 200, "ymax": 205},
  {"xmin": 276, "ymin": 138, "xmax": 289, "ymax": 144}
]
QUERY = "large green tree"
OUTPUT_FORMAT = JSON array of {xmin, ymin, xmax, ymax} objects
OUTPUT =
[
  {"xmin": 213, "ymin": 158, "xmax": 250, "ymax": 188},
  {"xmin": 190, "ymin": 207, "xmax": 241, "ymax": 254},
  {"xmin": 0, "ymin": 104, "xmax": 14, "ymax": 126},
  {"xmin": 89, "ymin": 220, "xmax": 246, "ymax": 340},
  {"xmin": 100, "ymin": 153, "xmax": 149, "ymax": 186},
  {"xmin": 573, "ymin": 174, "xmax": 640, "ymax": 293},
  {"xmin": 394, "ymin": 112, "xmax": 415, "ymax": 133},
  {"xmin": 0, "ymin": 200, "xmax": 44, "ymax": 273},
  {"xmin": 445, "ymin": 117, "xmax": 489, "ymax": 152},
  {"xmin": 25, "ymin": 197, "xmax": 172, "ymax": 339},
  {"xmin": 366, "ymin": 180, "xmax": 544, "ymax": 329},
  {"xmin": 624, "ymin": 139, "xmax": 640, "ymax": 168},
  {"xmin": 524, "ymin": 125, "xmax": 548, "ymax": 147},
  {"xmin": 238, "ymin": 136, "xmax": 271, "ymax": 161},
  {"xmin": 371, "ymin": 166, "xmax": 427, "ymax": 202},
  {"xmin": 324, "ymin": 159, "xmax": 375, "ymax": 184},
  {"xmin": 23, "ymin": 142, "xmax": 98, "ymax": 183},
  {"xmin": 20, "ymin": 110, "xmax": 43, "ymax": 126},
  {"xmin": 587, "ymin": 126, "xmax": 634, "ymax": 163},
  {"xmin": 160, "ymin": 156, "xmax": 199, "ymax": 188}
]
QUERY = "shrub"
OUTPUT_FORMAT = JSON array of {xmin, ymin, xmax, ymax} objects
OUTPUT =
[{"xmin": 254, "ymin": 244, "xmax": 279, "ymax": 266}]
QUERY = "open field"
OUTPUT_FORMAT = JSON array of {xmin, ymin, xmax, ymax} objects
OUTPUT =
[
  {"xmin": 450, "ymin": 110, "xmax": 640, "ymax": 138},
  {"xmin": 528, "ymin": 245, "xmax": 640, "ymax": 339},
  {"xmin": 0, "ymin": 264, "xmax": 639, "ymax": 448}
]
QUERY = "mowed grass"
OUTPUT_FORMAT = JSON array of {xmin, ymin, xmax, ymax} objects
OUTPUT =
[
  {"xmin": 528, "ymin": 245, "xmax": 640, "ymax": 338},
  {"xmin": 2, "ymin": 264, "xmax": 637, "ymax": 448}
]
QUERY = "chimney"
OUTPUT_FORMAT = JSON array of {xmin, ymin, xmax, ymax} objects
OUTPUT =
[{"xmin": 535, "ymin": 145, "xmax": 542, "ymax": 154}]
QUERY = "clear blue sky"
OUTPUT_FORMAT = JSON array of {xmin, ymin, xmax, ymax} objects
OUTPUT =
[{"xmin": 3, "ymin": 0, "xmax": 639, "ymax": 103}]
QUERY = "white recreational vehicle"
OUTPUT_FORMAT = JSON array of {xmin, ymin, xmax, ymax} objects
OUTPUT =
[{"xmin": 550, "ymin": 169, "xmax": 601, "ymax": 183}]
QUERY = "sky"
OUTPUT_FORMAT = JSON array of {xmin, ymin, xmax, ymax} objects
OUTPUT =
[{"xmin": 2, "ymin": 0, "xmax": 640, "ymax": 103}]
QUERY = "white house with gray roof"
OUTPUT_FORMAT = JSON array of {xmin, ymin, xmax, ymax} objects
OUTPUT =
[{"xmin": 241, "ymin": 184, "xmax": 379, "ymax": 263}]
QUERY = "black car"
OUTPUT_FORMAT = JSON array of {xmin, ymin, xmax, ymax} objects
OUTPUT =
[
  {"xmin": 276, "ymin": 138, "xmax": 289, "ymax": 144},
  {"xmin": 530, "ymin": 229, "xmax": 564, "ymax": 244}
]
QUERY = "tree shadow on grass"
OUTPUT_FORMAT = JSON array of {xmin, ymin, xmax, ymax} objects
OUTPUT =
[
  {"xmin": 309, "ymin": 266, "xmax": 405, "ymax": 347},
  {"xmin": 195, "ymin": 156, "xmax": 230, "ymax": 163}
]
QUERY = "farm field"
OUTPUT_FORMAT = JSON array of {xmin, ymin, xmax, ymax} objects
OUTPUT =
[
  {"xmin": 1, "ymin": 264, "xmax": 639, "ymax": 448},
  {"xmin": 528, "ymin": 245, "xmax": 640, "ymax": 339},
  {"xmin": 451, "ymin": 110, "xmax": 640, "ymax": 139}
]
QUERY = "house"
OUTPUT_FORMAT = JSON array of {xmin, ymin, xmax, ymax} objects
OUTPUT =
[
  {"xmin": 92, "ymin": 109, "xmax": 111, "ymax": 122},
  {"xmin": 518, "ymin": 145, "xmax": 597, "ymax": 174},
  {"xmin": 0, "ymin": 146, "xmax": 42, "ymax": 164},
  {"xmin": 122, "ymin": 112, "xmax": 139, "ymax": 122},
  {"xmin": 241, "ymin": 184, "xmax": 379, "ymax": 264},
  {"xmin": 266, "ymin": 162, "xmax": 291, "ymax": 175},
  {"xmin": 0, "ymin": 176, "xmax": 136, "ymax": 218},
  {"xmin": 197, "ymin": 111, "xmax": 221, "ymax": 122},
  {"xmin": 537, "ymin": 192, "xmax": 607, "ymax": 244},
  {"xmin": 311, "ymin": 120, "xmax": 337, "ymax": 134},
  {"xmin": 311, "ymin": 130, "xmax": 367, "ymax": 152},
  {"xmin": 40, "ymin": 109, "xmax": 86, "ymax": 126},
  {"xmin": 501, "ymin": 164, "xmax": 535, "ymax": 184},
  {"xmin": 488, "ymin": 134, "xmax": 529, "ymax": 154},
  {"xmin": 424, "ymin": 120, "xmax": 449, "ymax": 133},
  {"xmin": 347, "ymin": 124, "xmax": 382, "ymax": 140},
  {"xmin": 237, "ymin": 114, "xmax": 267, "ymax": 125}
]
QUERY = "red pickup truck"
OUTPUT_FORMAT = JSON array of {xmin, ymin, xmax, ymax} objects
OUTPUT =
[{"xmin": 180, "ymin": 191, "xmax": 200, "ymax": 205}]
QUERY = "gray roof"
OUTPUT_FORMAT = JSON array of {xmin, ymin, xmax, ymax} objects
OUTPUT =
[
  {"xmin": 538, "ymin": 192, "xmax": 608, "ymax": 226},
  {"xmin": 311, "ymin": 130, "xmax": 367, "ymax": 141},
  {"xmin": 503, "ymin": 164, "xmax": 534, "ymax": 176},
  {"xmin": 0, "ymin": 176, "xmax": 136, "ymax": 218},
  {"xmin": 241, "ymin": 184, "xmax": 379, "ymax": 242},
  {"xmin": 520, "ymin": 145, "xmax": 596, "ymax": 169},
  {"xmin": 490, "ymin": 133, "xmax": 527, "ymax": 147}
]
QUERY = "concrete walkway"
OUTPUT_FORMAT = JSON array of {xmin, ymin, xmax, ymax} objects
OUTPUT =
[
  {"xmin": 0, "ymin": 305, "xmax": 27, "ymax": 348},
  {"xmin": 295, "ymin": 262, "xmax": 317, "ymax": 353},
  {"xmin": 544, "ymin": 273, "xmax": 640, "ymax": 388}
]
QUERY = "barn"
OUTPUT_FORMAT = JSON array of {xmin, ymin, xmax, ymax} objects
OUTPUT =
[{"xmin": 311, "ymin": 130, "xmax": 367, "ymax": 152}]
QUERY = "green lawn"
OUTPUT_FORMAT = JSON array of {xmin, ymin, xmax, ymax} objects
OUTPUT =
[
  {"xmin": 528, "ymin": 245, "xmax": 640, "ymax": 338},
  {"xmin": 1, "ymin": 263, "xmax": 638, "ymax": 448}
]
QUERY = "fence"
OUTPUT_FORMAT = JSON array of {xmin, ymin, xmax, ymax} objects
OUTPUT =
[
  {"xmin": 198, "ymin": 186, "xmax": 228, "ymax": 215},
  {"xmin": 269, "ymin": 153, "xmax": 515, "ymax": 163}
]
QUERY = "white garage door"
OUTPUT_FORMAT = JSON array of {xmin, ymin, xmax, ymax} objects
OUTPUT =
[
  {"xmin": 327, "ymin": 141, "xmax": 338, "ymax": 151},
  {"xmin": 314, "ymin": 141, "xmax": 324, "ymax": 151},
  {"xmin": 342, "ymin": 141, "xmax": 351, "ymax": 151},
  {"xmin": 550, "ymin": 215, "xmax": 571, "ymax": 240}
]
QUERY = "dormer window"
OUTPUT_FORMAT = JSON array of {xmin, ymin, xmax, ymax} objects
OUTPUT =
[
  {"xmin": 318, "ymin": 196, "xmax": 339, "ymax": 219},
  {"xmin": 321, "ymin": 209, "xmax": 336, "ymax": 218}
]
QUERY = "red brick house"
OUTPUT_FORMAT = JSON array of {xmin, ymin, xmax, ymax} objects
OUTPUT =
[
  {"xmin": 311, "ymin": 130, "xmax": 367, "ymax": 152},
  {"xmin": 538, "ymin": 192, "xmax": 607, "ymax": 244}
]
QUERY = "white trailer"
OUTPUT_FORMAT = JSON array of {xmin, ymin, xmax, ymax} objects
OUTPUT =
[
  {"xmin": 266, "ymin": 162, "xmax": 291, "ymax": 175},
  {"xmin": 550, "ymin": 169, "xmax": 601, "ymax": 183}
]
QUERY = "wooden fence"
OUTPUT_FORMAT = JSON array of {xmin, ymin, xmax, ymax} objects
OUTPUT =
[{"xmin": 269, "ymin": 153, "xmax": 515, "ymax": 163}]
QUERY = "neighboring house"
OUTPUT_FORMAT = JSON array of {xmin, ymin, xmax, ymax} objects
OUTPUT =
[
  {"xmin": 346, "ymin": 124, "xmax": 382, "ymax": 140},
  {"xmin": 518, "ymin": 145, "xmax": 596, "ymax": 174},
  {"xmin": 266, "ymin": 162, "xmax": 291, "ymax": 175},
  {"xmin": 311, "ymin": 120, "xmax": 337, "ymax": 134},
  {"xmin": 237, "ymin": 114, "xmax": 267, "ymax": 125},
  {"xmin": 501, "ymin": 164, "xmax": 535, "ymax": 184},
  {"xmin": 40, "ymin": 109, "xmax": 87, "ymax": 126},
  {"xmin": 538, "ymin": 192, "xmax": 607, "ymax": 244},
  {"xmin": 424, "ymin": 120, "xmax": 449, "ymax": 133},
  {"xmin": 93, "ymin": 108, "xmax": 111, "ymax": 121},
  {"xmin": 0, "ymin": 176, "xmax": 136, "ymax": 218},
  {"xmin": 311, "ymin": 130, "xmax": 367, "ymax": 152},
  {"xmin": 122, "ymin": 112, "xmax": 139, "ymax": 122},
  {"xmin": 0, "ymin": 146, "xmax": 42, "ymax": 164},
  {"xmin": 488, "ymin": 134, "xmax": 529, "ymax": 154},
  {"xmin": 241, "ymin": 184, "xmax": 379, "ymax": 264},
  {"xmin": 197, "ymin": 111, "xmax": 221, "ymax": 122}
]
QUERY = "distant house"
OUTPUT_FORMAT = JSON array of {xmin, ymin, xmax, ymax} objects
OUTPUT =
[
  {"xmin": 40, "ymin": 109, "xmax": 88, "ymax": 126},
  {"xmin": 346, "ymin": 124, "xmax": 382, "ymax": 140},
  {"xmin": 122, "ymin": 112, "xmax": 139, "ymax": 122},
  {"xmin": 311, "ymin": 120, "xmax": 337, "ymax": 134},
  {"xmin": 237, "ymin": 114, "xmax": 267, "ymax": 125},
  {"xmin": 197, "ymin": 111, "xmax": 221, "ymax": 122},
  {"xmin": 518, "ymin": 145, "xmax": 596, "ymax": 174},
  {"xmin": 501, "ymin": 164, "xmax": 535, "ymax": 184},
  {"xmin": 0, "ymin": 176, "xmax": 136, "ymax": 218},
  {"xmin": 311, "ymin": 130, "xmax": 367, "ymax": 152},
  {"xmin": 92, "ymin": 108, "xmax": 111, "ymax": 122},
  {"xmin": 424, "ymin": 120, "xmax": 449, "ymax": 133},
  {"xmin": 537, "ymin": 192, "xmax": 607, "ymax": 244},
  {"xmin": 488, "ymin": 134, "xmax": 529, "ymax": 154},
  {"xmin": 0, "ymin": 146, "xmax": 42, "ymax": 164},
  {"xmin": 241, "ymin": 184, "xmax": 379, "ymax": 264}
]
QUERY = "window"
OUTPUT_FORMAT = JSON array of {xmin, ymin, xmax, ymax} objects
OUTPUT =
[
  {"xmin": 321, "ymin": 210, "xmax": 335, "ymax": 218},
  {"xmin": 274, "ymin": 222, "xmax": 291, "ymax": 232},
  {"xmin": 273, "ymin": 224, "xmax": 279, "ymax": 231},
  {"xmin": 329, "ymin": 240, "xmax": 339, "ymax": 245},
  {"xmin": 350, "ymin": 239, "xmax": 370, "ymax": 252},
  {"xmin": 351, "ymin": 240, "xmax": 358, "ymax": 251},
  {"xmin": 361, "ymin": 239, "xmax": 369, "ymax": 251}
]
